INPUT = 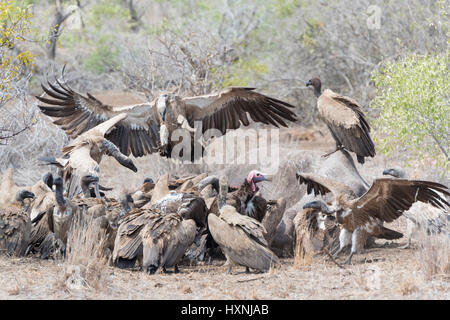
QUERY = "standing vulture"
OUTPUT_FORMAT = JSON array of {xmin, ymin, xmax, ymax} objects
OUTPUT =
[
  {"xmin": 36, "ymin": 76, "xmax": 297, "ymax": 160},
  {"xmin": 208, "ymin": 176, "xmax": 280, "ymax": 273},
  {"xmin": 40, "ymin": 113, "xmax": 137, "ymax": 198},
  {"xmin": 306, "ymin": 77, "xmax": 375, "ymax": 164},
  {"xmin": 296, "ymin": 172, "xmax": 450, "ymax": 264},
  {"xmin": 0, "ymin": 189, "xmax": 35, "ymax": 257}
]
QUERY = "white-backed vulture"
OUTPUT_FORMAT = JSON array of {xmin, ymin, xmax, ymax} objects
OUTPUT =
[
  {"xmin": 36, "ymin": 76, "xmax": 297, "ymax": 159},
  {"xmin": 296, "ymin": 172, "xmax": 450, "ymax": 264},
  {"xmin": 208, "ymin": 176, "xmax": 279, "ymax": 273},
  {"xmin": 26, "ymin": 173, "xmax": 59, "ymax": 258},
  {"xmin": 295, "ymin": 201, "xmax": 341, "ymax": 259},
  {"xmin": 52, "ymin": 177, "xmax": 79, "ymax": 245},
  {"xmin": 40, "ymin": 113, "xmax": 137, "ymax": 198},
  {"xmin": 112, "ymin": 187, "xmax": 208, "ymax": 271},
  {"xmin": 383, "ymin": 167, "xmax": 449, "ymax": 248},
  {"xmin": 0, "ymin": 189, "xmax": 35, "ymax": 257},
  {"xmin": 306, "ymin": 77, "xmax": 375, "ymax": 164}
]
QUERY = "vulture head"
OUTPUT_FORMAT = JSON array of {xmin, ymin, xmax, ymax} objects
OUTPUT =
[
  {"xmin": 246, "ymin": 170, "xmax": 273, "ymax": 193},
  {"xmin": 382, "ymin": 167, "xmax": 406, "ymax": 179},
  {"xmin": 306, "ymin": 77, "xmax": 322, "ymax": 97},
  {"xmin": 42, "ymin": 172, "xmax": 54, "ymax": 189},
  {"xmin": 16, "ymin": 189, "xmax": 35, "ymax": 205},
  {"xmin": 81, "ymin": 174, "xmax": 101, "ymax": 198},
  {"xmin": 157, "ymin": 93, "xmax": 171, "ymax": 121},
  {"xmin": 119, "ymin": 194, "xmax": 134, "ymax": 217},
  {"xmin": 143, "ymin": 177, "xmax": 154, "ymax": 184},
  {"xmin": 302, "ymin": 200, "xmax": 335, "ymax": 215}
]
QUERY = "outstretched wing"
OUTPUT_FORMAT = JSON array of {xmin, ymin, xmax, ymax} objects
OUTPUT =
[
  {"xmin": 318, "ymin": 89, "xmax": 375, "ymax": 163},
  {"xmin": 184, "ymin": 87, "xmax": 297, "ymax": 134},
  {"xmin": 36, "ymin": 80, "xmax": 161, "ymax": 157},
  {"xmin": 351, "ymin": 178, "xmax": 450, "ymax": 224},
  {"xmin": 296, "ymin": 172, "xmax": 356, "ymax": 199}
]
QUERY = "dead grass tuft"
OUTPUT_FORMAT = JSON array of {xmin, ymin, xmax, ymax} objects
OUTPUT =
[
  {"xmin": 397, "ymin": 277, "xmax": 418, "ymax": 296},
  {"xmin": 58, "ymin": 211, "xmax": 110, "ymax": 293},
  {"xmin": 415, "ymin": 227, "xmax": 450, "ymax": 280}
]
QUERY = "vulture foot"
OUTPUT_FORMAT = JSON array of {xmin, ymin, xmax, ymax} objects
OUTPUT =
[
  {"xmin": 322, "ymin": 145, "xmax": 345, "ymax": 158},
  {"xmin": 343, "ymin": 253, "xmax": 354, "ymax": 265},
  {"xmin": 174, "ymin": 264, "xmax": 180, "ymax": 273}
]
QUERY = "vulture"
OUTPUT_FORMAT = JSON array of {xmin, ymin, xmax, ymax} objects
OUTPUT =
[
  {"xmin": 296, "ymin": 172, "xmax": 450, "ymax": 264},
  {"xmin": 36, "ymin": 77, "xmax": 297, "ymax": 160},
  {"xmin": 295, "ymin": 200, "xmax": 340, "ymax": 260},
  {"xmin": 51, "ymin": 176, "xmax": 80, "ymax": 245},
  {"xmin": 112, "ymin": 186, "xmax": 208, "ymax": 271},
  {"xmin": 383, "ymin": 167, "xmax": 450, "ymax": 248},
  {"xmin": 208, "ymin": 170, "xmax": 273, "ymax": 221},
  {"xmin": 40, "ymin": 113, "xmax": 137, "ymax": 198},
  {"xmin": 306, "ymin": 77, "xmax": 375, "ymax": 164},
  {"xmin": 0, "ymin": 189, "xmax": 35, "ymax": 257},
  {"xmin": 208, "ymin": 176, "xmax": 280, "ymax": 273},
  {"xmin": 26, "ymin": 173, "xmax": 60, "ymax": 259}
]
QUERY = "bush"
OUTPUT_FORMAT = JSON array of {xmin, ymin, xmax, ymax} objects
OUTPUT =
[{"xmin": 370, "ymin": 53, "xmax": 449, "ymax": 173}]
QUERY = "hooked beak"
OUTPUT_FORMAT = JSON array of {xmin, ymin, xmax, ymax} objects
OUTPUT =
[
  {"xmin": 22, "ymin": 190, "xmax": 35, "ymax": 200},
  {"xmin": 382, "ymin": 169, "xmax": 394, "ymax": 176},
  {"xmin": 264, "ymin": 174, "xmax": 273, "ymax": 182},
  {"xmin": 303, "ymin": 200, "xmax": 335, "ymax": 215},
  {"xmin": 306, "ymin": 80, "xmax": 312, "ymax": 87}
]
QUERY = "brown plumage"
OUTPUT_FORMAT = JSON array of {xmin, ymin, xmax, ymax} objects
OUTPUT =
[
  {"xmin": 262, "ymin": 198, "xmax": 286, "ymax": 245},
  {"xmin": 208, "ymin": 170, "xmax": 273, "ymax": 222},
  {"xmin": 0, "ymin": 189, "xmax": 35, "ymax": 257},
  {"xmin": 113, "ymin": 189, "xmax": 208, "ymax": 271},
  {"xmin": 296, "ymin": 171, "xmax": 450, "ymax": 264},
  {"xmin": 294, "ymin": 202, "xmax": 340, "ymax": 261},
  {"xmin": 207, "ymin": 176, "xmax": 279, "ymax": 273},
  {"xmin": 37, "ymin": 76, "xmax": 297, "ymax": 159},
  {"xmin": 306, "ymin": 78, "xmax": 375, "ymax": 164},
  {"xmin": 208, "ymin": 204, "xmax": 280, "ymax": 273},
  {"xmin": 39, "ymin": 113, "xmax": 137, "ymax": 198}
]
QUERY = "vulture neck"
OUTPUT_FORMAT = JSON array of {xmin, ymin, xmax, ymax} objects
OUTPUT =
[
  {"xmin": 54, "ymin": 183, "xmax": 67, "ymax": 210},
  {"xmin": 217, "ymin": 176, "xmax": 228, "ymax": 211},
  {"xmin": 314, "ymin": 86, "xmax": 322, "ymax": 98}
]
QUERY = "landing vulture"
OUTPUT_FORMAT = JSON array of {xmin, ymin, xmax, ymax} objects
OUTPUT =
[
  {"xmin": 296, "ymin": 172, "xmax": 450, "ymax": 264},
  {"xmin": 40, "ymin": 113, "xmax": 137, "ymax": 198},
  {"xmin": 306, "ymin": 77, "xmax": 375, "ymax": 164},
  {"xmin": 36, "ymin": 77, "xmax": 297, "ymax": 159}
]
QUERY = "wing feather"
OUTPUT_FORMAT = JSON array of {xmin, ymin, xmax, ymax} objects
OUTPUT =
[{"xmin": 36, "ymin": 80, "xmax": 160, "ymax": 157}]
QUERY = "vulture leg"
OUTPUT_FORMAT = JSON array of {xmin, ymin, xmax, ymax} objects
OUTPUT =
[
  {"xmin": 174, "ymin": 264, "xmax": 179, "ymax": 274},
  {"xmin": 245, "ymin": 266, "xmax": 250, "ymax": 273},
  {"xmin": 344, "ymin": 252, "xmax": 354, "ymax": 265},
  {"xmin": 227, "ymin": 265, "xmax": 232, "ymax": 274},
  {"xmin": 333, "ymin": 229, "xmax": 352, "ymax": 258},
  {"xmin": 322, "ymin": 145, "xmax": 345, "ymax": 158}
]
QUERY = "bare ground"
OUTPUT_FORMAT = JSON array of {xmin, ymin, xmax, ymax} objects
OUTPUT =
[{"xmin": 1, "ymin": 241, "xmax": 448, "ymax": 300}]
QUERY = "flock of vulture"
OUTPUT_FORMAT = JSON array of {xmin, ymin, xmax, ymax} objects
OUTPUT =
[{"xmin": 0, "ymin": 73, "xmax": 449, "ymax": 275}]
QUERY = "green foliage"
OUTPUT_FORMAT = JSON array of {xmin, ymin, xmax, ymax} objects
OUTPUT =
[
  {"xmin": 371, "ymin": 53, "xmax": 449, "ymax": 172},
  {"xmin": 271, "ymin": 0, "xmax": 301, "ymax": 17},
  {"xmin": 220, "ymin": 58, "xmax": 268, "ymax": 88},
  {"xmin": 0, "ymin": 0, "xmax": 34, "ymax": 103},
  {"xmin": 83, "ymin": 37, "xmax": 119, "ymax": 74}
]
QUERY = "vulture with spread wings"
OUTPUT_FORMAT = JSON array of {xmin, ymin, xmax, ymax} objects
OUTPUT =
[
  {"xmin": 306, "ymin": 77, "xmax": 375, "ymax": 164},
  {"xmin": 297, "ymin": 172, "xmax": 450, "ymax": 264},
  {"xmin": 36, "ymin": 77, "xmax": 297, "ymax": 160}
]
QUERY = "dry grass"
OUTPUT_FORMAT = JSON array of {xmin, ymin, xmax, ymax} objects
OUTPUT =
[
  {"xmin": 56, "ymin": 210, "xmax": 110, "ymax": 293},
  {"xmin": 415, "ymin": 228, "xmax": 450, "ymax": 281}
]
